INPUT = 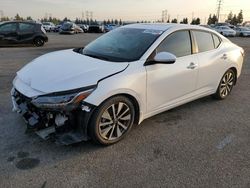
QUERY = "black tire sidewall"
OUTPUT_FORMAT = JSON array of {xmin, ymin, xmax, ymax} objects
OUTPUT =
[
  {"xmin": 89, "ymin": 96, "xmax": 135, "ymax": 145},
  {"xmin": 34, "ymin": 38, "xmax": 45, "ymax": 47}
]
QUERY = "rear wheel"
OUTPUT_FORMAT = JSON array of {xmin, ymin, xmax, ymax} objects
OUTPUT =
[
  {"xmin": 34, "ymin": 37, "xmax": 45, "ymax": 47},
  {"xmin": 213, "ymin": 69, "xmax": 236, "ymax": 100},
  {"xmin": 89, "ymin": 96, "xmax": 135, "ymax": 145}
]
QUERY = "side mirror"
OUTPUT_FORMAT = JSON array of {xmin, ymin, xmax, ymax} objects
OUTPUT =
[{"xmin": 145, "ymin": 52, "xmax": 177, "ymax": 66}]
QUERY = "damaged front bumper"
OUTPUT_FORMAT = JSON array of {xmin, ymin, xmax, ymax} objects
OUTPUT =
[{"xmin": 11, "ymin": 88, "xmax": 96, "ymax": 145}]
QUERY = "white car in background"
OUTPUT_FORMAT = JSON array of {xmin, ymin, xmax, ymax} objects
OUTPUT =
[
  {"xmin": 214, "ymin": 26, "xmax": 236, "ymax": 37},
  {"xmin": 42, "ymin": 22, "xmax": 55, "ymax": 32},
  {"xmin": 235, "ymin": 27, "xmax": 250, "ymax": 37},
  {"xmin": 12, "ymin": 24, "xmax": 244, "ymax": 145}
]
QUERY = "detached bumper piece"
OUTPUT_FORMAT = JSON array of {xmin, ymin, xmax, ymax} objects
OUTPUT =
[{"xmin": 11, "ymin": 89, "xmax": 95, "ymax": 145}]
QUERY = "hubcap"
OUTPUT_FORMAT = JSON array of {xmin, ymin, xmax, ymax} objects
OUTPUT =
[
  {"xmin": 220, "ymin": 71, "xmax": 234, "ymax": 98},
  {"xmin": 98, "ymin": 102, "xmax": 131, "ymax": 141}
]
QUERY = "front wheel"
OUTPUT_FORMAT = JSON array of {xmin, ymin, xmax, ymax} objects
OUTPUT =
[
  {"xmin": 89, "ymin": 96, "xmax": 135, "ymax": 145},
  {"xmin": 213, "ymin": 69, "xmax": 236, "ymax": 100}
]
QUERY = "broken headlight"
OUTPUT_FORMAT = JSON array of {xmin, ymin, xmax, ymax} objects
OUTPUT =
[{"xmin": 31, "ymin": 87, "xmax": 95, "ymax": 109}]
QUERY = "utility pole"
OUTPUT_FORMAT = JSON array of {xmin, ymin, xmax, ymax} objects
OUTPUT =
[
  {"xmin": 216, "ymin": 0, "xmax": 223, "ymax": 23},
  {"xmin": 0, "ymin": 10, "xmax": 3, "ymax": 20},
  {"xmin": 162, "ymin": 10, "xmax": 167, "ymax": 23}
]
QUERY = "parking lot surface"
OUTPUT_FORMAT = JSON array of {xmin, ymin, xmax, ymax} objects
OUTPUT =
[{"xmin": 0, "ymin": 33, "xmax": 250, "ymax": 188}]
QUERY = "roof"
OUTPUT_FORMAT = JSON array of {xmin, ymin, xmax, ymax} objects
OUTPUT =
[{"xmin": 123, "ymin": 23, "xmax": 213, "ymax": 32}]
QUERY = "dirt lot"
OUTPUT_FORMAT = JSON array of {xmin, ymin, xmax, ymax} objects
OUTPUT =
[{"xmin": 0, "ymin": 33, "xmax": 250, "ymax": 188}]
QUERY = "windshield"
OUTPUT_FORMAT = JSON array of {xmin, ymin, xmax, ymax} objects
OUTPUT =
[
  {"xmin": 82, "ymin": 28, "xmax": 162, "ymax": 62},
  {"xmin": 62, "ymin": 23, "xmax": 73, "ymax": 29}
]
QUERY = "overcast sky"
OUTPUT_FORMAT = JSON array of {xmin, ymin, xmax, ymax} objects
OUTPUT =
[{"xmin": 1, "ymin": 0, "xmax": 250, "ymax": 23}]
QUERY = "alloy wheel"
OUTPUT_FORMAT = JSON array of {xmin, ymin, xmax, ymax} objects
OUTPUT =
[
  {"xmin": 98, "ymin": 102, "xmax": 132, "ymax": 141},
  {"xmin": 219, "ymin": 71, "xmax": 235, "ymax": 98}
]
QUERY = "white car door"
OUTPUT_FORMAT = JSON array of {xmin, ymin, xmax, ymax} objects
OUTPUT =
[
  {"xmin": 145, "ymin": 30, "xmax": 199, "ymax": 113},
  {"xmin": 192, "ymin": 30, "xmax": 226, "ymax": 92}
]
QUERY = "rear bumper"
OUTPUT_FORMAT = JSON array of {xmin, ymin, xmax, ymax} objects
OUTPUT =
[{"xmin": 11, "ymin": 88, "xmax": 96, "ymax": 145}]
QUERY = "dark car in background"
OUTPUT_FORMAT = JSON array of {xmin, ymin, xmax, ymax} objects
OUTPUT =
[
  {"xmin": 88, "ymin": 24, "xmax": 104, "ymax": 33},
  {"xmin": 104, "ymin": 24, "xmax": 118, "ymax": 32},
  {"xmin": 59, "ymin": 22, "xmax": 83, "ymax": 34},
  {"xmin": 0, "ymin": 21, "xmax": 48, "ymax": 47},
  {"xmin": 77, "ymin": 24, "xmax": 88, "ymax": 33}
]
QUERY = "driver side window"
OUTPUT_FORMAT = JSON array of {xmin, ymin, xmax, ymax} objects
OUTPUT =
[
  {"xmin": 0, "ymin": 23, "xmax": 17, "ymax": 32},
  {"xmin": 157, "ymin": 31, "xmax": 192, "ymax": 58}
]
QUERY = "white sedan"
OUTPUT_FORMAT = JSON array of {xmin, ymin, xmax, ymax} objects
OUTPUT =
[
  {"xmin": 12, "ymin": 24, "xmax": 244, "ymax": 145},
  {"xmin": 214, "ymin": 26, "xmax": 236, "ymax": 37},
  {"xmin": 235, "ymin": 27, "xmax": 250, "ymax": 37}
]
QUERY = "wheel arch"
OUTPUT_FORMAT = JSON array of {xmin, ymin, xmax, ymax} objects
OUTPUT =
[
  {"xmin": 229, "ymin": 67, "xmax": 238, "ymax": 85},
  {"xmin": 91, "ymin": 93, "xmax": 141, "ymax": 125}
]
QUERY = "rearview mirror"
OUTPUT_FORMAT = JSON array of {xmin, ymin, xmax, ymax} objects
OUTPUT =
[{"xmin": 145, "ymin": 52, "xmax": 177, "ymax": 66}]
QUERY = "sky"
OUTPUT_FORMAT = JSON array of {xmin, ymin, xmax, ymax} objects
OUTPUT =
[{"xmin": 1, "ymin": 0, "xmax": 250, "ymax": 23}]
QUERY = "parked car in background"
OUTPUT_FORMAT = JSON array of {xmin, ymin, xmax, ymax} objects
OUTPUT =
[
  {"xmin": 104, "ymin": 24, "xmax": 119, "ymax": 32},
  {"xmin": 214, "ymin": 26, "xmax": 236, "ymax": 37},
  {"xmin": 0, "ymin": 21, "xmax": 48, "ymax": 47},
  {"xmin": 42, "ymin": 22, "xmax": 55, "ymax": 32},
  {"xmin": 12, "ymin": 24, "xmax": 244, "ymax": 145},
  {"xmin": 78, "ymin": 24, "xmax": 88, "ymax": 32},
  {"xmin": 215, "ymin": 22, "xmax": 235, "ymax": 29},
  {"xmin": 235, "ymin": 27, "xmax": 250, "ymax": 37},
  {"xmin": 200, "ymin": 25, "xmax": 213, "ymax": 29},
  {"xmin": 59, "ymin": 22, "xmax": 83, "ymax": 34},
  {"xmin": 88, "ymin": 24, "xmax": 104, "ymax": 33},
  {"xmin": 54, "ymin": 24, "xmax": 62, "ymax": 32}
]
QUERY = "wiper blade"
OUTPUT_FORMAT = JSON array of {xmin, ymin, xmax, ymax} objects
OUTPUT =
[{"xmin": 84, "ymin": 54, "xmax": 109, "ymax": 61}]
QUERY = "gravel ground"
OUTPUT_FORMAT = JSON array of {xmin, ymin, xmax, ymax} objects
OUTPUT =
[{"xmin": 0, "ymin": 33, "xmax": 249, "ymax": 188}]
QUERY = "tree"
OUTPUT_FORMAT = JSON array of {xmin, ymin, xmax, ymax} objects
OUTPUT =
[
  {"xmin": 0, "ymin": 16, "xmax": 10, "ymax": 21},
  {"xmin": 207, "ymin": 14, "xmax": 218, "ymax": 25},
  {"xmin": 237, "ymin": 10, "xmax": 243, "ymax": 24},
  {"xmin": 119, "ymin": 19, "xmax": 122, "ymax": 25},
  {"xmin": 226, "ymin": 11, "xmax": 233, "ymax": 23},
  {"xmin": 191, "ymin": 18, "xmax": 200, "ymax": 25},
  {"xmin": 26, "ymin": 16, "xmax": 32, "ymax": 21},
  {"xmin": 171, "ymin": 18, "xmax": 178, "ymax": 23},
  {"xmin": 15, "ymin": 13, "xmax": 23, "ymax": 20},
  {"xmin": 180, "ymin": 18, "xmax": 188, "ymax": 24}
]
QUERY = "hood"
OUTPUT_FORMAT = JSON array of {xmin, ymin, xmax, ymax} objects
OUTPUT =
[{"xmin": 16, "ymin": 49, "xmax": 128, "ymax": 94}]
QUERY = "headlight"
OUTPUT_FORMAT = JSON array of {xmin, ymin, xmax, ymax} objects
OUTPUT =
[{"xmin": 31, "ymin": 87, "xmax": 95, "ymax": 109}]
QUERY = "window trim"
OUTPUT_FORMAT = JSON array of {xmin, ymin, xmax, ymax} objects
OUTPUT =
[{"xmin": 146, "ymin": 29, "xmax": 194, "ymax": 63}]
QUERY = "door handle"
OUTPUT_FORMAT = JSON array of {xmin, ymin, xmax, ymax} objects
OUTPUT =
[
  {"xmin": 221, "ymin": 54, "xmax": 228, "ymax": 60},
  {"xmin": 187, "ymin": 62, "xmax": 198, "ymax": 69}
]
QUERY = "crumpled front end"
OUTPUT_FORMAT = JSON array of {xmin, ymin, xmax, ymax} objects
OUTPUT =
[{"xmin": 11, "ymin": 88, "xmax": 96, "ymax": 145}]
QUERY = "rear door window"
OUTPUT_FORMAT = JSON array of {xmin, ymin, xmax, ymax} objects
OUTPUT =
[
  {"xmin": 193, "ymin": 31, "xmax": 214, "ymax": 53},
  {"xmin": 19, "ymin": 23, "xmax": 35, "ymax": 33}
]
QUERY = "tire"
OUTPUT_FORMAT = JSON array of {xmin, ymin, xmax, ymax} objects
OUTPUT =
[
  {"xmin": 34, "ymin": 37, "xmax": 45, "ymax": 47},
  {"xmin": 89, "ymin": 96, "xmax": 135, "ymax": 145},
  {"xmin": 240, "ymin": 33, "xmax": 243, "ymax": 37},
  {"xmin": 213, "ymin": 69, "xmax": 236, "ymax": 100}
]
